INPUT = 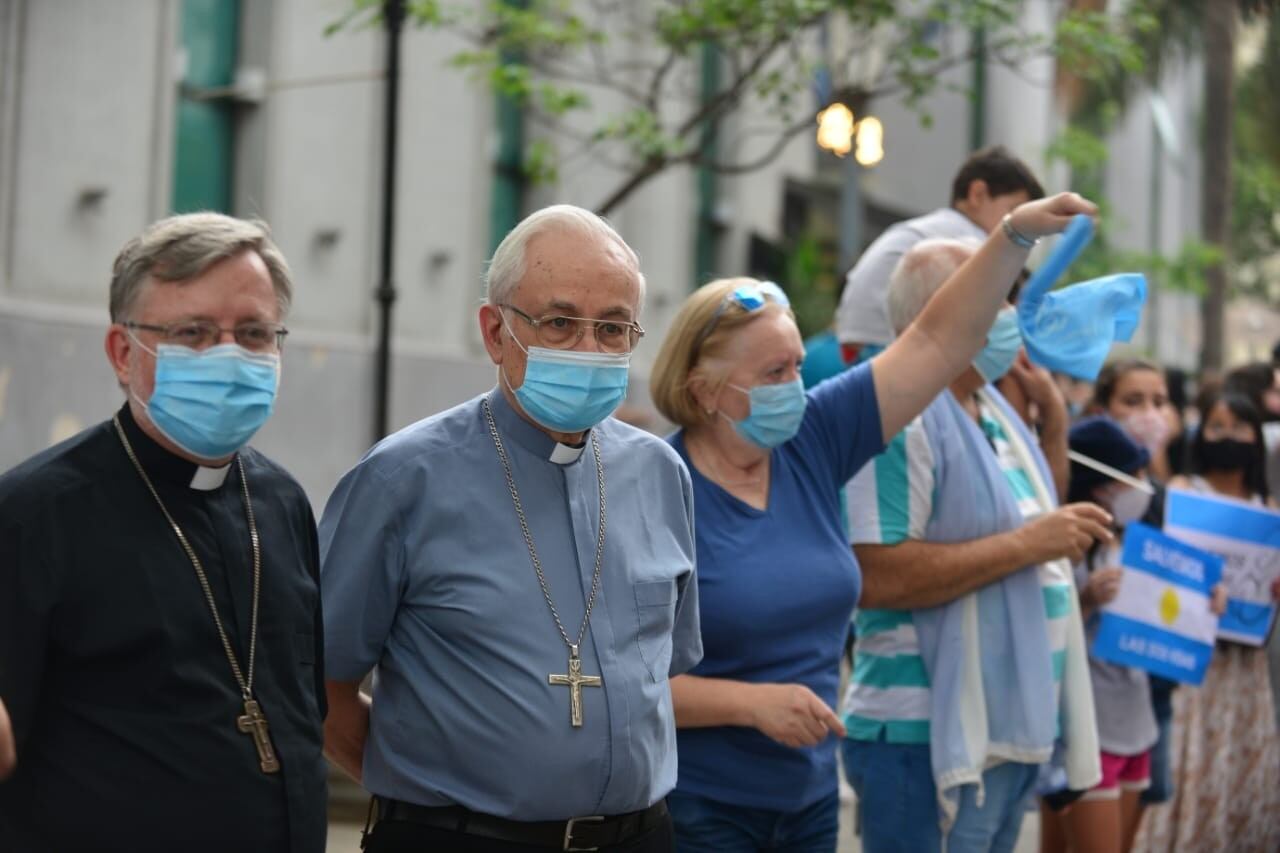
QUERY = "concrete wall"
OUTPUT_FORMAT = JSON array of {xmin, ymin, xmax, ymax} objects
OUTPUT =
[
  {"xmin": 0, "ymin": 0, "xmax": 506, "ymax": 509},
  {"xmin": 0, "ymin": 0, "xmax": 1226, "ymax": 508}
]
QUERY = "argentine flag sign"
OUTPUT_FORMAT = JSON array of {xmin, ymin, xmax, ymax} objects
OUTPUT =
[
  {"xmin": 1092, "ymin": 523, "xmax": 1223, "ymax": 685},
  {"xmin": 1164, "ymin": 488, "xmax": 1280, "ymax": 646}
]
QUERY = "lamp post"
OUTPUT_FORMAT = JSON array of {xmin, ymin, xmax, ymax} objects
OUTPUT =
[
  {"xmin": 816, "ymin": 99, "xmax": 882, "ymax": 271},
  {"xmin": 373, "ymin": 0, "xmax": 405, "ymax": 443}
]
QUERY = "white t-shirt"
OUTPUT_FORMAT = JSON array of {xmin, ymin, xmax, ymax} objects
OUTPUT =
[{"xmin": 836, "ymin": 207, "xmax": 985, "ymax": 346}]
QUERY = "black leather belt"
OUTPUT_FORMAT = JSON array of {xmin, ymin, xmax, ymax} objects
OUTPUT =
[{"xmin": 373, "ymin": 796, "xmax": 668, "ymax": 851}]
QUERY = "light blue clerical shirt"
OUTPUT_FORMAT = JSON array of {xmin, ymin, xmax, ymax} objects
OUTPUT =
[{"xmin": 319, "ymin": 388, "xmax": 702, "ymax": 820}]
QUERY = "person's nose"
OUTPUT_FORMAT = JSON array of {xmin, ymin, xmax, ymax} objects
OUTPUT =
[{"xmin": 575, "ymin": 325, "xmax": 604, "ymax": 354}]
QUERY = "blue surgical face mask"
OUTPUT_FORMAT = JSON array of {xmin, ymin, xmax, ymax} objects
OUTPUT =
[
  {"xmin": 726, "ymin": 379, "xmax": 807, "ymax": 449},
  {"xmin": 502, "ymin": 317, "xmax": 630, "ymax": 433},
  {"xmin": 134, "ymin": 340, "xmax": 280, "ymax": 460},
  {"xmin": 973, "ymin": 307, "xmax": 1022, "ymax": 383}
]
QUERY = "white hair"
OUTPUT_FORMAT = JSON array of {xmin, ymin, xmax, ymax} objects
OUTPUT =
[
  {"xmin": 886, "ymin": 237, "xmax": 980, "ymax": 333},
  {"xmin": 483, "ymin": 204, "xmax": 646, "ymax": 307}
]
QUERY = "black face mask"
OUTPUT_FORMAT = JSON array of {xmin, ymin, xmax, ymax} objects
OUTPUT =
[{"xmin": 1200, "ymin": 438, "xmax": 1256, "ymax": 471}]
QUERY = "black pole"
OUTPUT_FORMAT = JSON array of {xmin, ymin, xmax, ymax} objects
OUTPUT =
[{"xmin": 373, "ymin": 0, "xmax": 404, "ymax": 442}]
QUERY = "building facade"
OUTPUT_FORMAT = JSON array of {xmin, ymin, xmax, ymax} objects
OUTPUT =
[{"xmin": 0, "ymin": 0, "xmax": 1209, "ymax": 504}]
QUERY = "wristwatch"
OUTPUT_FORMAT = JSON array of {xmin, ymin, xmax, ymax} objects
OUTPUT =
[{"xmin": 1001, "ymin": 213, "xmax": 1038, "ymax": 249}]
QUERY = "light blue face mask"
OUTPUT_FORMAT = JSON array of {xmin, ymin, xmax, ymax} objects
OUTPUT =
[
  {"xmin": 973, "ymin": 307, "xmax": 1022, "ymax": 383},
  {"xmin": 136, "ymin": 342, "xmax": 280, "ymax": 460},
  {"xmin": 727, "ymin": 378, "xmax": 807, "ymax": 449},
  {"xmin": 503, "ymin": 318, "xmax": 630, "ymax": 433}
]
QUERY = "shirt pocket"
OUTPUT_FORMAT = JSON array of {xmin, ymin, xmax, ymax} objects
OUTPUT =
[{"xmin": 634, "ymin": 579, "xmax": 677, "ymax": 683}]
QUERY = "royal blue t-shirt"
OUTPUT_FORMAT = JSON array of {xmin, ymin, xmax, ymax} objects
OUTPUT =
[{"xmin": 668, "ymin": 362, "xmax": 884, "ymax": 810}]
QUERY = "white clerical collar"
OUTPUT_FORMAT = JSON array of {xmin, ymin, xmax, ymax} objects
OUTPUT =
[
  {"xmin": 189, "ymin": 463, "xmax": 232, "ymax": 491},
  {"xmin": 549, "ymin": 442, "xmax": 586, "ymax": 465}
]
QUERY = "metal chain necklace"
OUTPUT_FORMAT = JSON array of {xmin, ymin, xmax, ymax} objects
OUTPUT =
[
  {"xmin": 482, "ymin": 398, "xmax": 606, "ymax": 728},
  {"xmin": 113, "ymin": 415, "xmax": 281, "ymax": 773}
]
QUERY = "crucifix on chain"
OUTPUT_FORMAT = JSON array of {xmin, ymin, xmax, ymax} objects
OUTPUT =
[
  {"xmin": 237, "ymin": 698, "xmax": 281, "ymax": 773},
  {"xmin": 548, "ymin": 645, "xmax": 602, "ymax": 728}
]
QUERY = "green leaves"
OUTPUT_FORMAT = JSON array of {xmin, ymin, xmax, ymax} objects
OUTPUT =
[
  {"xmin": 1045, "ymin": 125, "xmax": 1110, "ymax": 176},
  {"xmin": 328, "ymin": 0, "xmax": 1153, "ymax": 213},
  {"xmin": 595, "ymin": 109, "xmax": 678, "ymax": 161},
  {"xmin": 1056, "ymin": 10, "xmax": 1148, "ymax": 84}
]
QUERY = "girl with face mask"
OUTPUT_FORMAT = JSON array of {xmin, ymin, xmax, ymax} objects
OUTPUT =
[
  {"xmin": 1041, "ymin": 417, "xmax": 1162, "ymax": 853},
  {"xmin": 1091, "ymin": 360, "xmax": 1181, "ymax": 483},
  {"xmin": 1134, "ymin": 391, "xmax": 1280, "ymax": 853},
  {"xmin": 1088, "ymin": 362, "xmax": 1188, "ymax": 821}
]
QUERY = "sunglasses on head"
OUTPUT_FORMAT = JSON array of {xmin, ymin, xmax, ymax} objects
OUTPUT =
[{"xmin": 692, "ymin": 281, "xmax": 789, "ymax": 354}]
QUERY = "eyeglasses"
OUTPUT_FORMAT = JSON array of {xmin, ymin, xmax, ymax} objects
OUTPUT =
[
  {"xmin": 691, "ymin": 281, "xmax": 789, "ymax": 355},
  {"xmin": 124, "ymin": 320, "xmax": 289, "ymax": 353},
  {"xmin": 501, "ymin": 304, "xmax": 645, "ymax": 354}
]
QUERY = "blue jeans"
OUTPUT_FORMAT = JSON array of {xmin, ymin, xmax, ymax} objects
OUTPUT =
[
  {"xmin": 841, "ymin": 737, "xmax": 1038, "ymax": 853},
  {"xmin": 667, "ymin": 789, "xmax": 839, "ymax": 853}
]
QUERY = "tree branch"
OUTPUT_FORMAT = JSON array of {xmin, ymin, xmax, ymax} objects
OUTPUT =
[
  {"xmin": 595, "ymin": 156, "xmax": 669, "ymax": 215},
  {"xmin": 672, "ymin": 16, "xmax": 825, "ymax": 141},
  {"xmin": 692, "ymin": 112, "xmax": 820, "ymax": 175},
  {"xmin": 646, "ymin": 46, "xmax": 681, "ymax": 112}
]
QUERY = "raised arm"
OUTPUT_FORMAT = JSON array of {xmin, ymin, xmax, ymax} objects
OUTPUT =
[
  {"xmin": 872, "ymin": 193, "xmax": 1097, "ymax": 441},
  {"xmin": 1005, "ymin": 352, "xmax": 1071, "ymax": 499}
]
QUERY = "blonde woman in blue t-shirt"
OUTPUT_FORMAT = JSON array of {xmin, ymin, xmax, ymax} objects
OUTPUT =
[{"xmin": 647, "ymin": 192, "xmax": 1100, "ymax": 853}]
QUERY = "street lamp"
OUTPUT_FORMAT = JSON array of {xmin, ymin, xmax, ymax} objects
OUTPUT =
[
  {"xmin": 816, "ymin": 103, "xmax": 883, "ymax": 167},
  {"xmin": 815, "ymin": 103, "xmax": 855, "ymax": 157},
  {"xmin": 854, "ymin": 116, "xmax": 884, "ymax": 167}
]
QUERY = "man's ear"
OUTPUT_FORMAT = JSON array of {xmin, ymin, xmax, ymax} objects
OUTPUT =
[
  {"xmin": 104, "ymin": 325, "xmax": 133, "ymax": 387},
  {"xmin": 478, "ymin": 304, "xmax": 506, "ymax": 364},
  {"xmin": 966, "ymin": 178, "xmax": 991, "ymax": 207}
]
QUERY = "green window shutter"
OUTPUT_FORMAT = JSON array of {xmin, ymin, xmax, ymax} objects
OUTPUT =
[{"xmin": 172, "ymin": 0, "xmax": 240, "ymax": 214}]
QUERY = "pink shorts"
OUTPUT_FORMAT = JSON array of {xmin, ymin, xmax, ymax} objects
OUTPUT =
[{"xmin": 1082, "ymin": 750, "xmax": 1152, "ymax": 801}]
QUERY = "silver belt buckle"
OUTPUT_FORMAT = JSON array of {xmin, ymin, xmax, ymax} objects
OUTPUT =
[{"xmin": 563, "ymin": 814, "xmax": 604, "ymax": 851}]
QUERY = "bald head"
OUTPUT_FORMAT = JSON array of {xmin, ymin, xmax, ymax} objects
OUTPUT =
[
  {"xmin": 484, "ymin": 204, "xmax": 646, "ymax": 310},
  {"xmin": 887, "ymin": 238, "xmax": 979, "ymax": 334}
]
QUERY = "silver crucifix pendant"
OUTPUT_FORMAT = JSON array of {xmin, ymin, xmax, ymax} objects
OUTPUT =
[{"xmin": 548, "ymin": 644, "xmax": 603, "ymax": 727}]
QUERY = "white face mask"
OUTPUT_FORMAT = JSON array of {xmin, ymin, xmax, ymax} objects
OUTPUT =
[{"xmin": 1107, "ymin": 481, "xmax": 1153, "ymax": 527}]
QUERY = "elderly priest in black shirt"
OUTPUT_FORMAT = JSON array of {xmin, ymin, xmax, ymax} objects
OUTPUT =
[{"xmin": 0, "ymin": 214, "xmax": 328, "ymax": 852}]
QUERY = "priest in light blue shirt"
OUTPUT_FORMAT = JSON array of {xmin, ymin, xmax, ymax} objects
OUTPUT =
[{"xmin": 320, "ymin": 204, "xmax": 701, "ymax": 853}]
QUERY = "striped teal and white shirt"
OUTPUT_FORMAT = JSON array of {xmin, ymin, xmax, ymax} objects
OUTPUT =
[{"xmin": 841, "ymin": 396, "xmax": 1072, "ymax": 744}]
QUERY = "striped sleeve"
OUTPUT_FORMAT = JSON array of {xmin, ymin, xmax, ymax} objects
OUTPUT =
[{"xmin": 845, "ymin": 415, "xmax": 935, "ymax": 545}]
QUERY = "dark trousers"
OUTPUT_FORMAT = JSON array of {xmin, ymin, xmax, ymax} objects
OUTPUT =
[{"xmin": 364, "ymin": 810, "xmax": 675, "ymax": 853}]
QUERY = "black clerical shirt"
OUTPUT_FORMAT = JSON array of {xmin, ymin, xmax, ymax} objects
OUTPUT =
[{"xmin": 0, "ymin": 405, "xmax": 327, "ymax": 853}]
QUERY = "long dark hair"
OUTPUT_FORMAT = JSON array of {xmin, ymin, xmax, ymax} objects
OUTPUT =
[{"xmin": 1190, "ymin": 389, "xmax": 1269, "ymax": 500}]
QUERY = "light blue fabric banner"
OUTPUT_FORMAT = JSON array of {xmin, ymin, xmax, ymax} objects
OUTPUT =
[
  {"xmin": 1165, "ymin": 488, "xmax": 1280, "ymax": 645},
  {"xmin": 1016, "ymin": 214, "xmax": 1148, "ymax": 380}
]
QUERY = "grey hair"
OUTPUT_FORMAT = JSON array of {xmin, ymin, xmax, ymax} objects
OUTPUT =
[
  {"xmin": 109, "ymin": 212, "xmax": 293, "ymax": 322},
  {"xmin": 886, "ymin": 237, "xmax": 980, "ymax": 333},
  {"xmin": 483, "ymin": 204, "xmax": 646, "ymax": 308}
]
